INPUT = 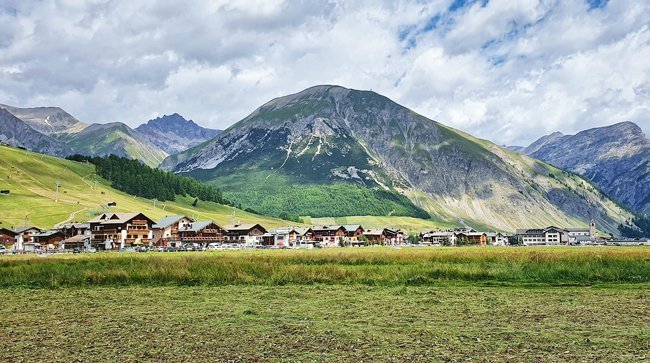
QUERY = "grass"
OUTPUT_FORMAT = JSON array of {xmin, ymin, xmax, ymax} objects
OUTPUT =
[
  {"xmin": 0, "ymin": 145, "xmax": 290, "ymax": 229},
  {"xmin": 1, "ymin": 247, "xmax": 648, "ymax": 361},
  {"xmin": 1, "ymin": 247, "xmax": 648, "ymax": 288},
  {"xmin": 0, "ymin": 285, "xmax": 647, "ymax": 361}
]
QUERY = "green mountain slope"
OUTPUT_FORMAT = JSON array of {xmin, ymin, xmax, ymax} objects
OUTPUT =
[
  {"xmin": 162, "ymin": 85, "xmax": 634, "ymax": 234},
  {"xmin": 0, "ymin": 145, "xmax": 289, "ymax": 230},
  {"xmin": 56, "ymin": 123, "xmax": 168, "ymax": 167}
]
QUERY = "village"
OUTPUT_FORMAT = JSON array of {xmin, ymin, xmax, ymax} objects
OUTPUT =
[{"xmin": 0, "ymin": 211, "xmax": 647, "ymax": 254}]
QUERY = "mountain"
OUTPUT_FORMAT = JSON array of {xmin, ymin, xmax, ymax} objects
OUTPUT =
[
  {"xmin": 0, "ymin": 104, "xmax": 87, "ymax": 135},
  {"xmin": 1, "ymin": 103, "xmax": 168, "ymax": 167},
  {"xmin": 0, "ymin": 108, "xmax": 71, "ymax": 156},
  {"xmin": 0, "ymin": 144, "xmax": 288, "ymax": 229},
  {"xmin": 55, "ymin": 122, "xmax": 168, "ymax": 167},
  {"xmin": 161, "ymin": 85, "xmax": 633, "ymax": 234},
  {"xmin": 523, "ymin": 131, "xmax": 565, "ymax": 155},
  {"xmin": 135, "ymin": 113, "xmax": 221, "ymax": 154},
  {"xmin": 526, "ymin": 122, "xmax": 650, "ymax": 215}
]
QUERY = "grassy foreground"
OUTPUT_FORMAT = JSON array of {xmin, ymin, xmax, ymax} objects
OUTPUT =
[
  {"xmin": 0, "ymin": 285, "xmax": 647, "ymax": 361},
  {"xmin": 1, "ymin": 247, "xmax": 648, "ymax": 361},
  {"xmin": 1, "ymin": 247, "xmax": 648, "ymax": 288}
]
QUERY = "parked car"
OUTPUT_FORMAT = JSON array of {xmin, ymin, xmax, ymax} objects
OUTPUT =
[
  {"xmin": 0, "ymin": 246, "xmax": 7, "ymax": 254},
  {"xmin": 73, "ymin": 247, "xmax": 81, "ymax": 254},
  {"xmin": 156, "ymin": 246, "xmax": 164, "ymax": 252},
  {"xmin": 164, "ymin": 246, "xmax": 176, "ymax": 252}
]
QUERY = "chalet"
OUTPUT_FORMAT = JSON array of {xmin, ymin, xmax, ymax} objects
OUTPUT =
[
  {"xmin": 62, "ymin": 234, "xmax": 90, "ymax": 250},
  {"xmin": 58, "ymin": 223, "xmax": 90, "ymax": 238},
  {"xmin": 0, "ymin": 228, "xmax": 17, "ymax": 246},
  {"xmin": 362, "ymin": 229, "xmax": 385, "ymax": 244},
  {"xmin": 514, "ymin": 226, "xmax": 568, "ymax": 246},
  {"xmin": 31, "ymin": 230, "xmax": 65, "ymax": 248},
  {"xmin": 12, "ymin": 226, "xmax": 42, "ymax": 251},
  {"xmin": 455, "ymin": 231, "xmax": 488, "ymax": 246},
  {"xmin": 88, "ymin": 212, "xmax": 155, "ymax": 250},
  {"xmin": 294, "ymin": 227, "xmax": 314, "ymax": 243},
  {"xmin": 383, "ymin": 228, "xmax": 405, "ymax": 245},
  {"xmin": 222, "ymin": 224, "xmax": 267, "ymax": 245},
  {"xmin": 312, "ymin": 225, "xmax": 346, "ymax": 246},
  {"xmin": 152, "ymin": 215, "xmax": 195, "ymax": 246},
  {"xmin": 178, "ymin": 221, "xmax": 225, "ymax": 245},
  {"xmin": 420, "ymin": 231, "xmax": 454, "ymax": 246},
  {"xmin": 488, "ymin": 232, "xmax": 509, "ymax": 246},
  {"xmin": 341, "ymin": 225, "xmax": 365, "ymax": 243}
]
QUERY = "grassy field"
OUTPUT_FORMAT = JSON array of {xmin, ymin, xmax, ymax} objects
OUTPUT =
[
  {"xmin": 0, "ymin": 247, "xmax": 648, "ymax": 361},
  {"xmin": 0, "ymin": 145, "xmax": 290, "ymax": 229},
  {"xmin": 1, "ymin": 247, "xmax": 648, "ymax": 288}
]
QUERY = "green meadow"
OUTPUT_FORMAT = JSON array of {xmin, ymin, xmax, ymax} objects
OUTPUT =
[{"xmin": 0, "ymin": 247, "xmax": 648, "ymax": 361}]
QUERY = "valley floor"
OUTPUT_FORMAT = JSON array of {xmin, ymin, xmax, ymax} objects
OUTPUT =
[{"xmin": 0, "ymin": 284, "xmax": 647, "ymax": 362}]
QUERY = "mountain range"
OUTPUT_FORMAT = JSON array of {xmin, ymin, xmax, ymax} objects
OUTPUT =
[
  {"xmin": 0, "ymin": 105, "xmax": 219, "ymax": 167},
  {"xmin": 161, "ymin": 85, "xmax": 634, "ymax": 234},
  {"xmin": 520, "ymin": 122, "xmax": 649, "ymax": 216}
]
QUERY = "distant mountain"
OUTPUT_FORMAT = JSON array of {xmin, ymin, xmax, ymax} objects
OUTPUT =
[
  {"xmin": 526, "ymin": 122, "xmax": 650, "ymax": 215},
  {"xmin": 55, "ymin": 122, "xmax": 168, "ymax": 167},
  {"xmin": 0, "ymin": 104, "xmax": 87, "ymax": 135},
  {"xmin": 135, "ymin": 113, "xmax": 220, "ymax": 154},
  {"xmin": 0, "ymin": 108, "xmax": 71, "ymax": 156},
  {"xmin": 1, "ymin": 103, "xmax": 168, "ymax": 167},
  {"xmin": 161, "ymin": 85, "xmax": 633, "ymax": 234},
  {"xmin": 505, "ymin": 145, "xmax": 525, "ymax": 152}
]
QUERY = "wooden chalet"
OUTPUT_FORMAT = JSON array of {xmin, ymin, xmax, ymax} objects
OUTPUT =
[
  {"xmin": 152, "ymin": 215, "xmax": 195, "ymax": 246},
  {"xmin": 178, "ymin": 221, "xmax": 225, "ymax": 245},
  {"xmin": 58, "ymin": 223, "xmax": 90, "ymax": 239},
  {"xmin": 0, "ymin": 227, "xmax": 17, "ymax": 246},
  {"xmin": 341, "ymin": 225, "xmax": 365, "ymax": 243},
  {"xmin": 222, "ymin": 224, "xmax": 267, "ymax": 244},
  {"xmin": 88, "ymin": 212, "xmax": 155, "ymax": 249},
  {"xmin": 312, "ymin": 225, "xmax": 346, "ymax": 245},
  {"xmin": 31, "ymin": 230, "xmax": 65, "ymax": 247}
]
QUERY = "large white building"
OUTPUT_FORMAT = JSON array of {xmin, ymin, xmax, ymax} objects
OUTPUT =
[{"xmin": 514, "ymin": 226, "xmax": 568, "ymax": 246}]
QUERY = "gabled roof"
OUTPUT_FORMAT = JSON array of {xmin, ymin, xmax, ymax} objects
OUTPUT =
[
  {"xmin": 153, "ymin": 215, "xmax": 191, "ymax": 229},
  {"xmin": 59, "ymin": 223, "xmax": 90, "ymax": 229},
  {"xmin": 363, "ymin": 229, "xmax": 384, "ymax": 236},
  {"xmin": 182, "ymin": 221, "xmax": 216, "ymax": 232},
  {"xmin": 32, "ymin": 230, "xmax": 63, "ymax": 238},
  {"xmin": 0, "ymin": 227, "xmax": 18, "ymax": 236},
  {"xmin": 13, "ymin": 226, "xmax": 41, "ymax": 234},
  {"xmin": 223, "ymin": 224, "xmax": 267, "ymax": 232},
  {"xmin": 88, "ymin": 212, "xmax": 154, "ymax": 225},
  {"xmin": 566, "ymin": 227, "xmax": 590, "ymax": 232},
  {"xmin": 341, "ymin": 224, "xmax": 363, "ymax": 232},
  {"xmin": 312, "ymin": 225, "xmax": 345, "ymax": 232},
  {"xmin": 64, "ymin": 234, "xmax": 90, "ymax": 243}
]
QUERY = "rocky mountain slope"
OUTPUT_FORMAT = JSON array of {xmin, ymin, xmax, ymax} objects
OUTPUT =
[
  {"xmin": 0, "ymin": 104, "xmax": 87, "ymax": 135},
  {"xmin": 135, "ymin": 113, "xmax": 220, "ymax": 154},
  {"xmin": 0, "ymin": 108, "xmax": 71, "ymax": 156},
  {"xmin": 162, "ymin": 85, "xmax": 633, "ymax": 234},
  {"xmin": 525, "ymin": 122, "xmax": 650, "ymax": 215}
]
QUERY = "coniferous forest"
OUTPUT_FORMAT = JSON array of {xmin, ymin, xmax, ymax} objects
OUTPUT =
[{"xmin": 67, "ymin": 154, "xmax": 227, "ymax": 204}]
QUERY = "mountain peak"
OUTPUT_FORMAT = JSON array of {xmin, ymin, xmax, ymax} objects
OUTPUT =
[
  {"xmin": 134, "ymin": 113, "xmax": 220, "ymax": 154},
  {"xmin": 0, "ymin": 103, "xmax": 87, "ymax": 135}
]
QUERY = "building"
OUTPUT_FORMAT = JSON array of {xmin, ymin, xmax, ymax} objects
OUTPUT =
[
  {"xmin": 420, "ymin": 231, "xmax": 454, "ymax": 246},
  {"xmin": 383, "ymin": 228, "xmax": 406, "ymax": 245},
  {"xmin": 178, "ymin": 221, "xmax": 225, "ymax": 245},
  {"xmin": 567, "ymin": 220, "xmax": 597, "ymax": 245},
  {"xmin": 58, "ymin": 223, "xmax": 90, "ymax": 239},
  {"xmin": 31, "ymin": 230, "xmax": 65, "ymax": 249},
  {"xmin": 312, "ymin": 225, "xmax": 346, "ymax": 246},
  {"xmin": 514, "ymin": 226, "xmax": 568, "ymax": 246},
  {"xmin": 152, "ymin": 215, "xmax": 195, "ymax": 246},
  {"xmin": 89, "ymin": 212, "xmax": 155, "ymax": 250},
  {"xmin": 488, "ymin": 232, "xmax": 509, "ymax": 246},
  {"xmin": 62, "ymin": 234, "xmax": 90, "ymax": 250},
  {"xmin": 0, "ymin": 227, "xmax": 17, "ymax": 246},
  {"xmin": 222, "ymin": 224, "xmax": 267, "ymax": 245},
  {"xmin": 341, "ymin": 225, "xmax": 365, "ymax": 244}
]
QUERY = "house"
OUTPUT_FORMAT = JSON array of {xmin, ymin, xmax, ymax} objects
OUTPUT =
[
  {"xmin": 294, "ymin": 227, "xmax": 314, "ymax": 243},
  {"xmin": 12, "ymin": 226, "xmax": 42, "ymax": 251},
  {"xmin": 262, "ymin": 227, "xmax": 306, "ymax": 247},
  {"xmin": 421, "ymin": 231, "xmax": 454, "ymax": 246},
  {"xmin": 88, "ymin": 212, "xmax": 155, "ymax": 250},
  {"xmin": 362, "ymin": 229, "xmax": 386, "ymax": 244},
  {"xmin": 312, "ymin": 225, "xmax": 346, "ymax": 246},
  {"xmin": 58, "ymin": 223, "xmax": 90, "ymax": 238},
  {"xmin": 222, "ymin": 224, "xmax": 267, "ymax": 245},
  {"xmin": 514, "ymin": 226, "xmax": 568, "ymax": 246},
  {"xmin": 0, "ymin": 227, "xmax": 17, "ymax": 246},
  {"xmin": 488, "ymin": 232, "xmax": 509, "ymax": 246},
  {"xmin": 178, "ymin": 221, "xmax": 225, "ymax": 245},
  {"xmin": 341, "ymin": 225, "xmax": 365, "ymax": 244},
  {"xmin": 31, "ymin": 230, "xmax": 65, "ymax": 249},
  {"xmin": 62, "ymin": 234, "xmax": 90, "ymax": 250},
  {"xmin": 383, "ymin": 228, "xmax": 406, "ymax": 245},
  {"xmin": 455, "ymin": 231, "xmax": 488, "ymax": 246},
  {"xmin": 152, "ymin": 215, "xmax": 195, "ymax": 246}
]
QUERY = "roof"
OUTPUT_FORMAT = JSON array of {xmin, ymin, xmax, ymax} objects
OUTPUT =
[
  {"xmin": 363, "ymin": 229, "xmax": 384, "ymax": 236},
  {"xmin": 64, "ymin": 234, "xmax": 90, "ymax": 243},
  {"xmin": 341, "ymin": 224, "xmax": 363, "ymax": 231},
  {"xmin": 153, "ymin": 215, "xmax": 190, "ymax": 229},
  {"xmin": 0, "ymin": 227, "xmax": 17, "ymax": 236},
  {"xmin": 59, "ymin": 223, "xmax": 90, "ymax": 229},
  {"xmin": 312, "ymin": 225, "xmax": 345, "ymax": 232},
  {"xmin": 32, "ymin": 230, "xmax": 63, "ymax": 238},
  {"xmin": 182, "ymin": 221, "xmax": 215, "ymax": 232},
  {"xmin": 88, "ymin": 212, "xmax": 153, "ymax": 225},
  {"xmin": 12, "ymin": 226, "xmax": 41, "ymax": 234},
  {"xmin": 223, "ymin": 224, "xmax": 266, "ymax": 232},
  {"xmin": 567, "ymin": 227, "xmax": 590, "ymax": 232}
]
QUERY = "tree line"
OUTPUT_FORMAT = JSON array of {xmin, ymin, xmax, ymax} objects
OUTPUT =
[{"xmin": 67, "ymin": 154, "xmax": 227, "ymax": 205}]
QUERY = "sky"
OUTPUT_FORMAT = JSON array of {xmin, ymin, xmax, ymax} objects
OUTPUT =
[{"xmin": 0, "ymin": 0, "xmax": 648, "ymax": 146}]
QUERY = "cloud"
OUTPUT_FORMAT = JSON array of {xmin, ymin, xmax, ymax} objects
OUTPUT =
[{"xmin": 0, "ymin": 0, "xmax": 648, "ymax": 145}]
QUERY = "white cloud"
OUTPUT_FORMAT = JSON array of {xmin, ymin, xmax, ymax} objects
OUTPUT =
[{"xmin": 0, "ymin": 0, "xmax": 648, "ymax": 145}]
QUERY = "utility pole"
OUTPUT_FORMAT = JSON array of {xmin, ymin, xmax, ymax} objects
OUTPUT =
[
  {"xmin": 153, "ymin": 198, "xmax": 158, "ymax": 209},
  {"xmin": 55, "ymin": 180, "xmax": 60, "ymax": 202}
]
